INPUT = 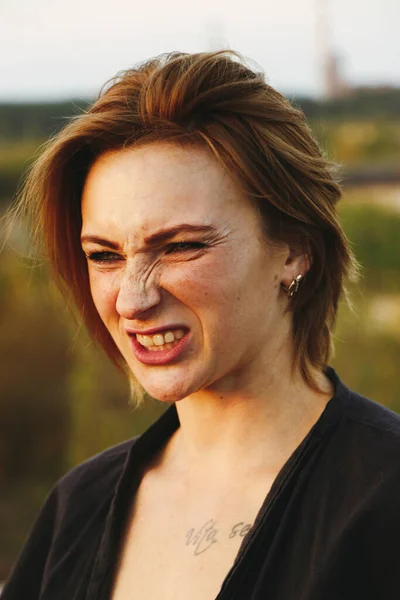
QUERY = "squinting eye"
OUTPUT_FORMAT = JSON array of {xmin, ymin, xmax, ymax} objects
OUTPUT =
[
  {"xmin": 165, "ymin": 242, "xmax": 207, "ymax": 254},
  {"xmin": 86, "ymin": 251, "xmax": 123, "ymax": 263}
]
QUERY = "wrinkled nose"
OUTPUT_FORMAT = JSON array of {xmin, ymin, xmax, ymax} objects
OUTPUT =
[{"xmin": 116, "ymin": 270, "xmax": 162, "ymax": 320}]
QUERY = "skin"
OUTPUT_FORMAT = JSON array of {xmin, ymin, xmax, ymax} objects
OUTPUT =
[
  {"xmin": 82, "ymin": 143, "xmax": 309, "ymax": 398},
  {"xmin": 81, "ymin": 143, "xmax": 334, "ymax": 600}
]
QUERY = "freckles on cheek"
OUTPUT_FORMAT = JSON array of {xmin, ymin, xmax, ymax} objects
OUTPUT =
[{"xmin": 167, "ymin": 262, "xmax": 222, "ymax": 302}]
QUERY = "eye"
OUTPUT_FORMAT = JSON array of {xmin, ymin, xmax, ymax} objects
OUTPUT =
[
  {"xmin": 85, "ymin": 251, "xmax": 123, "ymax": 263},
  {"xmin": 165, "ymin": 242, "xmax": 207, "ymax": 254}
]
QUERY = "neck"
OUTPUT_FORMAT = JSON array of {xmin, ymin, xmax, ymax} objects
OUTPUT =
[{"xmin": 168, "ymin": 348, "xmax": 333, "ymax": 482}]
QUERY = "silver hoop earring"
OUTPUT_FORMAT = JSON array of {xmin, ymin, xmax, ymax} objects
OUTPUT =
[{"xmin": 282, "ymin": 274, "xmax": 303, "ymax": 298}]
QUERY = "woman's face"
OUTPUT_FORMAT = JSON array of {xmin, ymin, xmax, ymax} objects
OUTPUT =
[{"xmin": 81, "ymin": 144, "xmax": 299, "ymax": 402}]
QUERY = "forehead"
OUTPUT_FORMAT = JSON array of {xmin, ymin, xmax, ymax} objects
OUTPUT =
[{"xmin": 81, "ymin": 143, "xmax": 257, "ymax": 239}]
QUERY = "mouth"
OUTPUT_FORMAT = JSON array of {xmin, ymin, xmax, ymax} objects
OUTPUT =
[{"xmin": 126, "ymin": 326, "xmax": 190, "ymax": 366}]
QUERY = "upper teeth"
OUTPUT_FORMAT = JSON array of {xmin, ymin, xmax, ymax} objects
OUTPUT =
[{"xmin": 136, "ymin": 329, "xmax": 185, "ymax": 347}]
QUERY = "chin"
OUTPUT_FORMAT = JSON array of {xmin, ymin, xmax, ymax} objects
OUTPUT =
[
  {"xmin": 142, "ymin": 384, "xmax": 192, "ymax": 404},
  {"xmin": 132, "ymin": 365, "xmax": 205, "ymax": 404}
]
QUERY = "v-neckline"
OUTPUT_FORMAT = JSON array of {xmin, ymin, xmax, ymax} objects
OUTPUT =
[{"xmin": 89, "ymin": 367, "xmax": 346, "ymax": 600}]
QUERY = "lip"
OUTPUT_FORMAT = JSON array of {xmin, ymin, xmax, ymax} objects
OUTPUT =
[{"xmin": 126, "ymin": 327, "xmax": 190, "ymax": 366}]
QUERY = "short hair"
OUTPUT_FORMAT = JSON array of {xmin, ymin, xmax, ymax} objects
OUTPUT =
[{"xmin": 13, "ymin": 50, "xmax": 358, "ymax": 398}]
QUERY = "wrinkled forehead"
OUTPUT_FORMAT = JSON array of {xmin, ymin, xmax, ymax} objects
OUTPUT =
[{"xmin": 80, "ymin": 143, "xmax": 260, "ymax": 243}]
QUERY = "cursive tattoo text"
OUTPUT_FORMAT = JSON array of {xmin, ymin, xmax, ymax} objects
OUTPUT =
[
  {"xmin": 186, "ymin": 519, "xmax": 219, "ymax": 555},
  {"xmin": 185, "ymin": 520, "xmax": 253, "ymax": 556}
]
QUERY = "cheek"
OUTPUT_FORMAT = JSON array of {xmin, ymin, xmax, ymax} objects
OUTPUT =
[
  {"xmin": 162, "ymin": 256, "xmax": 252, "ymax": 328},
  {"xmin": 168, "ymin": 252, "xmax": 281, "ymax": 339},
  {"xmin": 88, "ymin": 271, "xmax": 120, "ymax": 323},
  {"xmin": 162, "ymin": 258, "xmax": 227, "ymax": 303}
]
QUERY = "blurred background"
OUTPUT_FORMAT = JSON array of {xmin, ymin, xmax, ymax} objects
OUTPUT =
[{"xmin": 0, "ymin": 0, "xmax": 399, "ymax": 584}]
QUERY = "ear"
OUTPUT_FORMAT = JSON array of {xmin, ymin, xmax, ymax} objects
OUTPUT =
[{"xmin": 281, "ymin": 245, "xmax": 312, "ymax": 290}]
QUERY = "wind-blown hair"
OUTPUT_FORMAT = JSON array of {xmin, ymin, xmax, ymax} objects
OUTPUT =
[{"xmin": 12, "ymin": 50, "xmax": 357, "ymax": 397}]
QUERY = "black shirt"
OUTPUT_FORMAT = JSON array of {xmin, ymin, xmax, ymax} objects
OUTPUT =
[{"xmin": 3, "ymin": 368, "xmax": 400, "ymax": 599}]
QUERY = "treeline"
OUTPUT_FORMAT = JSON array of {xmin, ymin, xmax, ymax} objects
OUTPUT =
[
  {"xmin": 1, "ymin": 88, "xmax": 400, "ymax": 140},
  {"xmin": 296, "ymin": 87, "xmax": 400, "ymax": 120},
  {"xmin": 0, "ymin": 101, "xmax": 89, "ymax": 140}
]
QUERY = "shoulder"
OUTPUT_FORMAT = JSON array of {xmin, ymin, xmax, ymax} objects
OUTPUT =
[
  {"xmin": 54, "ymin": 436, "xmax": 139, "ymax": 513},
  {"xmin": 328, "ymin": 367, "xmax": 400, "ymax": 439},
  {"xmin": 60, "ymin": 436, "xmax": 138, "ymax": 486},
  {"xmin": 321, "ymin": 369, "xmax": 400, "ymax": 492},
  {"xmin": 339, "ymin": 385, "xmax": 400, "ymax": 439},
  {"xmin": 325, "ymin": 369, "xmax": 400, "ymax": 498}
]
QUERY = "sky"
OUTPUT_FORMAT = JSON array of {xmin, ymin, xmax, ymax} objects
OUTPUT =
[{"xmin": 0, "ymin": 0, "xmax": 399, "ymax": 101}]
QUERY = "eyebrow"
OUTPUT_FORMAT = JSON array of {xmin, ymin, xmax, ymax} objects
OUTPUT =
[
  {"xmin": 80, "ymin": 224, "xmax": 217, "ymax": 249},
  {"xmin": 80, "ymin": 235, "xmax": 119, "ymax": 249}
]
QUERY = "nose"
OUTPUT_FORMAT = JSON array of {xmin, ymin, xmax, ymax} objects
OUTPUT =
[{"xmin": 115, "ymin": 268, "xmax": 162, "ymax": 320}]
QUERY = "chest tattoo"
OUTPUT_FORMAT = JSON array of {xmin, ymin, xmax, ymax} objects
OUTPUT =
[{"xmin": 185, "ymin": 520, "xmax": 253, "ymax": 556}]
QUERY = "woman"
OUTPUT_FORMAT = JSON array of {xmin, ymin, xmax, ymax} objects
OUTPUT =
[{"xmin": 3, "ymin": 51, "xmax": 400, "ymax": 600}]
